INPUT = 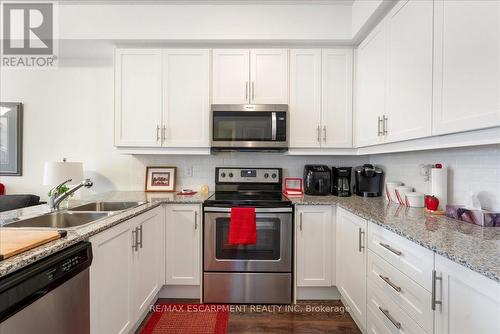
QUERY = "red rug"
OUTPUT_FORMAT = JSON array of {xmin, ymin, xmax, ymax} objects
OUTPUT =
[{"xmin": 139, "ymin": 304, "xmax": 229, "ymax": 334}]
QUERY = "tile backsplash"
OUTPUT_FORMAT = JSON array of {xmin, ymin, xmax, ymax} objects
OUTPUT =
[
  {"xmin": 137, "ymin": 145, "xmax": 500, "ymax": 211},
  {"xmin": 369, "ymin": 145, "xmax": 500, "ymax": 211}
]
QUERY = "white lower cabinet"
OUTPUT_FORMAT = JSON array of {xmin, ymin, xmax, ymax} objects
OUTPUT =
[
  {"xmin": 433, "ymin": 254, "xmax": 500, "ymax": 334},
  {"xmin": 336, "ymin": 207, "xmax": 367, "ymax": 331},
  {"xmin": 90, "ymin": 207, "xmax": 164, "ymax": 334},
  {"xmin": 130, "ymin": 208, "xmax": 164, "ymax": 321},
  {"xmin": 296, "ymin": 205, "xmax": 334, "ymax": 287},
  {"xmin": 165, "ymin": 204, "xmax": 201, "ymax": 285}
]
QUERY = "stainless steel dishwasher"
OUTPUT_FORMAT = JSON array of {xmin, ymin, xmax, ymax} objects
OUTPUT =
[{"xmin": 0, "ymin": 241, "xmax": 93, "ymax": 334}]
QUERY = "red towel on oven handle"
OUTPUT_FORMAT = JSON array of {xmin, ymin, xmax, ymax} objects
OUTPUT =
[{"xmin": 228, "ymin": 207, "xmax": 257, "ymax": 245}]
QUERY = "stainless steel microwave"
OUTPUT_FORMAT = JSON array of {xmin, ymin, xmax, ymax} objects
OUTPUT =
[{"xmin": 211, "ymin": 104, "xmax": 288, "ymax": 152}]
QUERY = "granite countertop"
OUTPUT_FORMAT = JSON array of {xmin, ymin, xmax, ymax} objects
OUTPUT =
[
  {"xmin": 0, "ymin": 191, "xmax": 211, "ymax": 278},
  {"xmin": 292, "ymin": 195, "xmax": 500, "ymax": 282},
  {"xmin": 1, "ymin": 191, "xmax": 498, "ymax": 283}
]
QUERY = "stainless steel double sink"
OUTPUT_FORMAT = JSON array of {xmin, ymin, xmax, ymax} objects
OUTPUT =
[{"xmin": 4, "ymin": 201, "xmax": 146, "ymax": 229}]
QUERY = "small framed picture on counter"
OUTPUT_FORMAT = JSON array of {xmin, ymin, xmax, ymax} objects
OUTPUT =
[{"xmin": 145, "ymin": 166, "xmax": 176, "ymax": 192}]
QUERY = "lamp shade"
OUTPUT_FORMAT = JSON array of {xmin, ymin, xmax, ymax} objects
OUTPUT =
[{"xmin": 43, "ymin": 161, "xmax": 84, "ymax": 186}]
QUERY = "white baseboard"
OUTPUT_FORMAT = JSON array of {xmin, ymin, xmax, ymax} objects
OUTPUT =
[{"xmin": 296, "ymin": 286, "xmax": 340, "ymax": 300}]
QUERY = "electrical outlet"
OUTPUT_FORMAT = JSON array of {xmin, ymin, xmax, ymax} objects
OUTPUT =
[{"xmin": 184, "ymin": 166, "xmax": 193, "ymax": 177}]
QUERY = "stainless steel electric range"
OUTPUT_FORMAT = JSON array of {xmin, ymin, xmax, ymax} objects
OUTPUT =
[{"xmin": 203, "ymin": 167, "xmax": 293, "ymax": 304}]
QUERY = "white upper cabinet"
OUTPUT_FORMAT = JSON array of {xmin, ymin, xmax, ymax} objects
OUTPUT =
[
  {"xmin": 115, "ymin": 49, "xmax": 210, "ymax": 149},
  {"xmin": 212, "ymin": 49, "xmax": 288, "ymax": 105},
  {"xmin": 432, "ymin": 0, "xmax": 500, "ymax": 135},
  {"xmin": 296, "ymin": 205, "xmax": 333, "ymax": 287},
  {"xmin": 162, "ymin": 50, "xmax": 210, "ymax": 147},
  {"xmin": 434, "ymin": 253, "xmax": 500, "ymax": 334},
  {"xmin": 289, "ymin": 49, "xmax": 353, "ymax": 149},
  {"xmin": 356, "ymin": 0, "xmax": 434, "ymax": 147},
  {"xmin": 322, "ymin": 49, "xmax": 353, "ymax": 148},
  {"xmin": 385, "ymin": 0, "xmax": 433, "ymax": 143},
  {"xmin": 114, "ymin": 49, "xmax": 162, "ymax": 147},
  {"xmin": 212, "ymin": 49, "xmax": 250, "ymax": 104},
  {"xmin": 250, "ymin": 49, "xmax": 289, "ymax": 104},
  {"xmin": 355, "ymin": 26, "xmax": 387, "ymax": 148},
  {"xmin": 289, "ymin": 49, "xmax": 322, "ymax": 148}
]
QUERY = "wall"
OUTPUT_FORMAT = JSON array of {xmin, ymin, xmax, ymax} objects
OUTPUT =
[{"xmin": 370, "ymin": 145, "xmax": 500, "ymax": 211}]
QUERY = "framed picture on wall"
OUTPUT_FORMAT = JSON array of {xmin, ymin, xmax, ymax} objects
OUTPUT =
[
  {"xmin": 0, "ymin": 102, "xmax": 23, "ymax": 176},
  {"xmin": 145, "ymin": 166, "xmax": 176, "ymax": 192}
]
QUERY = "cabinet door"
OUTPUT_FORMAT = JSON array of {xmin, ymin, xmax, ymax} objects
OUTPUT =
[
  {"xmin": 165, "ymin": 205, "xmax": 201, "ymax": 285},
  {"xmin": 385, "ymin": 0, "xmax": 433, "ymax": 143},
  {"xmin": 90, "ymin": 221, "xmax": 133, "ymax": 334},
  {"xmin": 131, "ymin": 208, "xmax": 164, "ymax": 321},
  {"xmin": 212, "ymin": 49, "xmax": 250, "ymax": 104},
  {"xmin": 321, "ymin": 49, "xmax": 353, "ymax": 148},
  {"xmin": 163, "ymin": 50, "xmax": 210, "ymax": 147},
  {"xmin": 433, "ymin": 0, "xmax": 500, "ymax": 135},
  {"xmin": 250, "ymin": 49, "xmax": 289, "ymax": 104},
  {"xmin": 289, "ymin": 49, "xmax": 322, "ymax": 148},
  {"xmin": 114, "ymin": 49, "xmax": 162, "ymax": 147},
  {"xmin": 336, "ymin": 208, "xmax": 367, "ymax": 330},
  {"xmin": 296, "ymin": 205, "xmax": 333, "ymax": 287},
  {"xmin": 355, "ymin": 26, "xmax": 387, "ymax": 147},
  {"xmin": 434, "ymin": 254, "xmax": 500, "ymax": 334}
]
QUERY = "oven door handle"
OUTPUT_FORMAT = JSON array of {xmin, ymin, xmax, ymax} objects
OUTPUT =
[{"xmin": 204, "ymin": 207, "xmax": 293, "ymax": 213}]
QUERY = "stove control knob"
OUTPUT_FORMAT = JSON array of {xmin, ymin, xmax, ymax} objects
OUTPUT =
[
  {"xmin": 220, "ymin": 172, "xmax": 226, "ymax": 178},
  {"xmin": 229, "ymin": 173, "xmax": 234, "ymax": 178},
  {"xmin": 272, "ymin": 173, "xmax": 277, "ymax": 179},
  {"xmin": 264, "ymin": 173, "xmax": 269, "ymax": 178}
]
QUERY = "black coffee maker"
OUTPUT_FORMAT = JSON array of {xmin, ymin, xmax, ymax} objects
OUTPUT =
[
  {"xmin": 354, "ymin": 164, "xmax": 384, "ymax": 197},
  {"xmin": 303, "ymin": 165, "xmax": 331, "ymax": 196},
  {"xmin": 331, "ymin": 167, "xmax": 352, "ymax": 197}
]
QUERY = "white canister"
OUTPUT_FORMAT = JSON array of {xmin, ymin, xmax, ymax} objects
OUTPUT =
[
  {"xmin": 385, "ymin": 181, "xmax": 404, "ymax": 202},
  {"xmin": 405, "ymin": 192, "xmax": 425, "ymax": 208},
  {"xmin": 395, "ymin": 186, "xmax": 414, "ymax": 205}
]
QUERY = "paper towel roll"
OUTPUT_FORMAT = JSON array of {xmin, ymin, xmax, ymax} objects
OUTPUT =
[{"xmin": 431, "ymin": 167, "xmax": 448, "ymax": 210}]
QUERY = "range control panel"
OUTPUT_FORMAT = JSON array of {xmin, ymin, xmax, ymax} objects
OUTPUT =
[{"xmin": 216, "ymin": 168, "xmax": 281, "ymax": 183}]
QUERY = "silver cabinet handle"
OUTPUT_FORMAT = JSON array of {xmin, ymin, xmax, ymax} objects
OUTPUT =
[
  {"xmin": 251, "ymin": 81, "xmax": 255, "ymax": 101},
  {"xmin": 299, "ymin": 212, "xmax": 303, "ymax": 231},
  {"xmin": 137, "ymin": 225, "xmax": 143, "ymax": 249},
  {"xmin": 132, "ymin": 227, "xmax": 138, "ymax": 251},
  {"xmin": 194, "ymin": 211, "xmax": 198, "ymax": 230},
  {"xmin": 156, "ymin": 125, "xmax": 160, "ymax": 142},
  {"xmin": 358, "ymin": 228, "xmax": 365, "ymax": 252},
  {"xmin": 432, "ymin": 270, "xmax": 442, "ymax": 310},
  {"xmin": 378, "ymin": 116, "xmax": 383, "ymax": 136},
  {"xmin": 383, "ymin": 115, "xmax": 388, "ymax": 135},
  {"xmin": 379, "ymin": 243, "xmax": 402, "ymax": 256},
  {"xmin": 379, "ymin": 274, "xmax": 402, "ymax": 293},
  {"xmin": 317, "ymin": 125, "xmax": 321, "ymax": 142},
  {"xmin": 245, "ymin": 82, "xmax": 249, "ymax": 102},
  {"xmin": 162, "ymin": 125, "xmax": 166, "ymax": 142},
  {"xmin": 378, "ymin": 306, "xmax": 402, "ymax": 330},
  {"xmin": 323, "ymin": 126, "xmax": 327, "ymax": 142}
]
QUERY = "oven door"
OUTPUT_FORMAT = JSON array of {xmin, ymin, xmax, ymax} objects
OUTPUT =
[{"xmin": 204, "ymin": 207, "xmax": 292, "ymax": 273}]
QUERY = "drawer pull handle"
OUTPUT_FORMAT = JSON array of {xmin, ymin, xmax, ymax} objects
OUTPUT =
[
  {"xmin": 379, "ymin": 306, "xmax": 402, "ymax": 330},
  {"xmin": 432, "ymin": 269, "xmax": 442, "ymax": 310},
  {"xmin": 379, "ymin": 274, "xmax": 402, "ymax": 293},
  {"xmin": 379, "ymin": 242, "xmax": 402, "ymax": 256}
]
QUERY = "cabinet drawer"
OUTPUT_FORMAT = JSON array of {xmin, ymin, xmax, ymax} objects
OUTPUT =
[
  {"xmin": 368, "ymin": 250, "xmax": 432, "ymax": 333},
  {"xmin": 367, "ymin": 279, "xmax": 428, "ymax": 334},
  {"xmin": 368, "ymin": 222, "xmax": 433, "ymax": 290}
]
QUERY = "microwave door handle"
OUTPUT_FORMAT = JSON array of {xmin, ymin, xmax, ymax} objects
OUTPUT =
[{"xmin": 271, "ymin": 112, "xmax": 277, "ymax": 141}]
